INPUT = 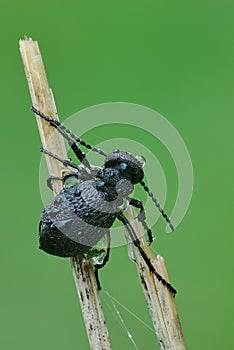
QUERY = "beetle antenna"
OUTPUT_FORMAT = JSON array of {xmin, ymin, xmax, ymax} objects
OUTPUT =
[
  {"xmin": 31, "ymin": 106, "xmax": 106, "ymax": 157},
  {"xmin": 40, "ymin": 147, "xmax": 81, "ymax": 171},
  {"xmin": 140, "ymin": 181, "xmax": 174, "ymax": 232}
]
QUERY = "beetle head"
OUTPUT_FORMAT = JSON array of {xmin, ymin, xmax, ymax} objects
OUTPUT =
[{"xmin": 104, "ymin": 149, "xmax": 145, "ymax": 184}]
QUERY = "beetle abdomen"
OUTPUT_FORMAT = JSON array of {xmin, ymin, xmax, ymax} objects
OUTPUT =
[{"xmin": 39, "ymin": 181, "xmax": 118, "ymax": 257}]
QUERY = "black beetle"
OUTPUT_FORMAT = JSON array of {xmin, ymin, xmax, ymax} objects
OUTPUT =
[{"xmin": 31, "ymin": 106, "xmax": 176, "ymax": 295}]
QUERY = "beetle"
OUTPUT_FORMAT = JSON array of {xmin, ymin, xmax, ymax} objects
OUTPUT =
[{"xmin": 31, "ymin": 106, "xmax": 176, "ymax": 295}]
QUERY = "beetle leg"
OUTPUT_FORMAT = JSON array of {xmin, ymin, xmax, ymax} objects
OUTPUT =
[
  {"xmin": 46, "ymin": 175, "xmax": 64, "ymax": 191},
  {"xmin": 93, "ymin": 231, "xmax": 111, "ymax": 291},
  {"xmin": 67, "ymin": 139, "xmax": 91, "ymax": 169},
  {"xmin": 128, "ymin": 197, "xmax": 154, "ymax": 244},
  {"xmin": 117, "ymin": 213, "xmax": 177, "ymax": 296}
]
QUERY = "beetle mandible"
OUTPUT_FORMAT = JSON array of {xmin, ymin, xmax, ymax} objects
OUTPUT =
[{"xmin": 31, "ymin": 106, "xmax": 176, "ymax": 295}]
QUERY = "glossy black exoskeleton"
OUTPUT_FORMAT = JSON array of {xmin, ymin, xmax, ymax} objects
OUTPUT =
[{"xmin": 31, "ymin": 106, "xmax": 176, "ymax": 295}]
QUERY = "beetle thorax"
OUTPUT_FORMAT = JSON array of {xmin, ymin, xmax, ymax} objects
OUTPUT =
[{"xmin": 98, "ymin": 167, "xmax": 134, "ymax": 198}]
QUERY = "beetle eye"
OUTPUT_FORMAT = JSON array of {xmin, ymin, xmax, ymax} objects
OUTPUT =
[
  {"xmin": 116, "ymin": 162, "xmax": 127, "ymax": 171},
  {"xmin": 96, "ymin": 181, "xmax": 105, "ymax": 189}
]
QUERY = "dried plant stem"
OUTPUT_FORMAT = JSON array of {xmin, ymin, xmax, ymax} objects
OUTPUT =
[
  {"xmin": 19, "ymin": 37, "xmax": 111, "ymax": 350},
  {"xmin": 125, "ymin": 206, "xmax": 186, "ymax": 350},
  {"xmin": 19, "ymin": 36, "xmax": 186, "ymax": 350}
]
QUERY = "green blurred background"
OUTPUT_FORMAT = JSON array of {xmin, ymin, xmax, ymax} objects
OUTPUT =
[{"xmin": 0, "ymin": 0, "xmax": 233, "ymax": 349}]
